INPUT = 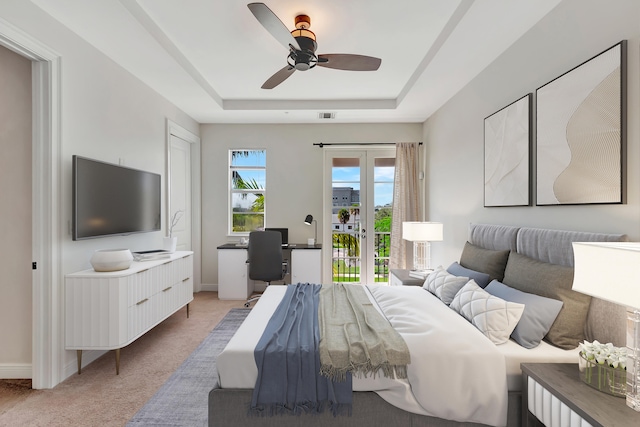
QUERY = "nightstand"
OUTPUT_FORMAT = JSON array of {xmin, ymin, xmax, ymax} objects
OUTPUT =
[
  {"xmin": 521, "ymin": 363, "xmax": 639, "ymax": 427},
  {"xmin": 389, "ymin": 269, "xmax": 428, "ymax": 286}
]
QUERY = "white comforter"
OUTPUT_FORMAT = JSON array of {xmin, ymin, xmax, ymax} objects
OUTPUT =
[{"xmin": 217, "ymin": 285, "xmax": 508, "ymax": 426}]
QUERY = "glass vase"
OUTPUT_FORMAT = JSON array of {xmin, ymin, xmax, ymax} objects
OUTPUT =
[{"xmin": 578, "ymin": 353, "xmax": 626, "ymax": 398}]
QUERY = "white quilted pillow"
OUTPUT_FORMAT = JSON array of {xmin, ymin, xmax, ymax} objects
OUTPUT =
[
  {"xmin": 450, "ymin": 280, "xmax": 525, "ymax": 345},
  {"xmin": 423, "ymin": 266, "xmax": 469, "ymax": 305}
]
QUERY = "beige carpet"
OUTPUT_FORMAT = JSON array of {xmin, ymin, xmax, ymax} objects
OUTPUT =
[{"xmin": 0, "ymin": 292, "xmax": 244, "ymax": 427}]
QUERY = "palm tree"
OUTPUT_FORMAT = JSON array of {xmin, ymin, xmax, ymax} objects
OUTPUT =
[
  {"xmin": 333, "ymin": 208, "xmax": 359, "ymax": 258},
  {"xmin": 233, "ymin": 174, "xmax": 264, "ymax": 212},
  {"xmin": 349, "ymin": 206, "xmax": 360, "ymax": 229},
  {"xmin": 338, "ymin": 208, "xmax": 350, "ymax": 225}
]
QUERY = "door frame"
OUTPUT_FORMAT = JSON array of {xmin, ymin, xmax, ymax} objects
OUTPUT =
[
  {"xmin": 166, "ymin": 120, "xmax": 201, "ymax": 291},
  {"xmin": 0, "ymin": 18, "xmax": 62, "ymax": 388}
]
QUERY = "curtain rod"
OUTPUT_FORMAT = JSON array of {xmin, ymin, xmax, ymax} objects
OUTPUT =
[{"xmin": 313, "ymin": 142, "xmax": 422, "ymax": 147}]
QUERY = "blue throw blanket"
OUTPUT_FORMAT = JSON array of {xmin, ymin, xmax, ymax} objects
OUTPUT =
[{"xmin": 250, "ymin": 283, "xmax": 352, "ymax": 416}]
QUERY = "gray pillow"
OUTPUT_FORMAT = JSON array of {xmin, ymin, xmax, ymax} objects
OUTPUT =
[
  {"xmin": 459, "ymin": 241, "xmax": 510, "ymax": 282},
  {"xmin": 502, "ymin": 252, "xmax": 591, "ymax": 350},
  {"xmin": 485, "ymin": 280, "xmax": 563, "ymax": 349},
  {"xmin": 447, "ymin": 262, "xmax": 491, "ymax": 288}
]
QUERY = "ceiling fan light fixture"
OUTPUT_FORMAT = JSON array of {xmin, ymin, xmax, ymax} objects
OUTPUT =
[
  {"xmin": 248, "ymin": 3, "xmax": 382, "ymax": 89},
  {"xmin": 292, "ymin": 14, "xmax": 315, "ymax": 41},
  {"xmin": 294, "ymin": 14, "xmax": 311, "ymax": 29},
  {"xmin": 290, "ymin": 28, "xmax": 315, "ymax": 41}
]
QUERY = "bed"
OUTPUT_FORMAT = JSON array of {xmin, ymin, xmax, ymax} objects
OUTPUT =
[{"xmin": 209, "ymin": 224, "xmax": 628, "ymax": 427}]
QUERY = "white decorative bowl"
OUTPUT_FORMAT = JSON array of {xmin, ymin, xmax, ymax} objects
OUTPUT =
[{"xmin": 90, "ymin": 249, "xmax": 133, "ymax": 272}]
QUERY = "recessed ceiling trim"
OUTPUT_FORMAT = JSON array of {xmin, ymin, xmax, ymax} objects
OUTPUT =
[
  {"xmin": 224, "ymin": 98, "xmax": 397, "ymax": 111},
  {"xmin": 397, "ymin": 0, "xmax": 474, "ymax": 105},
  {"xmin": 29, "ymin": 0, "xmax": 565, "ymax": 123},
  {"xmin": 119, "ymin": 0, "xmax": 224, "ymax": 107}
]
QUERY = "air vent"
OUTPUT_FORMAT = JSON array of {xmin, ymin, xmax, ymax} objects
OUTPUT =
[{"xmin": 318, "ymin": 112, "xmax": 336, "ymax": 119}]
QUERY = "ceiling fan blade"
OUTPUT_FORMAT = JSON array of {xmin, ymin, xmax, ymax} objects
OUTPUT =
[
  {"xmin": 248, "ymin": 3, "xmax": 301, "ymax": 51},
  {"xmin": 261, "ymin": 66, "xmax": 296, "ymax": 89},
  {"xmin": 317, "ymin": 54, "xmax": 381, "ymax": 71}
]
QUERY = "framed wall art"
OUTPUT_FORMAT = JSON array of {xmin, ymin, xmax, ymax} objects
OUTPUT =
[
  {"xmin": 484, "ymin": 93, "xmax": 532, "ymax": 207},
  {"xmin": 536, "ymin": 41, "xmax": 627, "ymax": 206}
]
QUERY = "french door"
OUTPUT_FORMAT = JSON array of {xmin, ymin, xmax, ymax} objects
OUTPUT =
[{"xmin": 323, "ymin": 147, "xmax": 395, "ymax": 285}]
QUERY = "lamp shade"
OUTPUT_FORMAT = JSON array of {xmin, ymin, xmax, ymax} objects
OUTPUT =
[
  {"xmin": 402, "ymin": 222, "xmax": 443, "ymax": 242},
  {"xmin": 304, "ymin": 214, "xmax": 317, "ymax": 243},
  {"xmin": 572, "ymin": 242, "xmax": 640, "ymax": 309}
]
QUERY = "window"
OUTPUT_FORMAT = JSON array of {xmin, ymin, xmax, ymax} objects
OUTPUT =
[{"xmin": 229, "ymin": 149, "xmax": 266, "ymax": 234}]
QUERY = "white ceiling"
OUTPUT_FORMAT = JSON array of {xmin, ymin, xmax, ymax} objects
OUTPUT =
[{"xmin": 30, "ymin": 0, "xmax": 562, "ymax": 124}]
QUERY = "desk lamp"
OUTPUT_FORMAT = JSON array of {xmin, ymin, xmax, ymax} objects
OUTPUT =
[
  {"xmin": 304, "ymin": 214, "xmax": 317, "ymax": 245},
  {"xmin": 402, "ymin": 222, "xmax": 443, "ymax": 271},
  {"xmin": 572, "ymin": 241, "xmax": 640, "ymax": 411}
]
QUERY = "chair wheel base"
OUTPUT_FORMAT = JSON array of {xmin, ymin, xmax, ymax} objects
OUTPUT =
[{"xmin": 244, "ymin": 302, "xmax": 250, "ymax": 307}]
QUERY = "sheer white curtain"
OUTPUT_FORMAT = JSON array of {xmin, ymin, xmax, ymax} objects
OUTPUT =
[{"xmin": 390, "ymin": 142, "xmax": 420, "ymax": 269}]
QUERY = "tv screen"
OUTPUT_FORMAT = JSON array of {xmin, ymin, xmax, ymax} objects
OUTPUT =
[{"xmin": 72, "ymin": 155, "xmax": 161, "ymax": 240}]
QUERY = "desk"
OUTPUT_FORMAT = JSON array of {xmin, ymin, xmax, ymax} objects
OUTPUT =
[{"xmin": 217, "ymin": 243, "xmax": 322, "ymax": 300}]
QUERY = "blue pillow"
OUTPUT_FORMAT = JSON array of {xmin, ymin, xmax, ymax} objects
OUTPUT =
[
  {"xmin": 485, "ymin": 280, "xmax": 563, "ymax": 349},
  {"xmin": 447, "ymin": 262, "xmax": 491, "ymax": 288}
]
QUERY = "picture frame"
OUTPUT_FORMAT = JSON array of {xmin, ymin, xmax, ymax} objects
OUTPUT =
[
  {"xmin": 484, "ymin": 93, "xmax": 532, "ymax": 207},
  {"xmin": 536, "ymin": 41, "xmax": 627, "ymax": 206}
]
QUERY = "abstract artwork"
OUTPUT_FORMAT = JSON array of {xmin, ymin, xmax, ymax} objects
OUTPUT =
[
  {"xmin": 484, "ymin": 94, "xmax": 531, "ymax": 207},
  {"xmin": 536, "ymin": 41, "xmax": 626, "ymax": 205}
]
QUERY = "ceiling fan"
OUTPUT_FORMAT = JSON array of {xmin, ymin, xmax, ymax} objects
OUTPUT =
[{"xmin": 247, "ymin": 3, "xmax": 382, "ymax": 89}]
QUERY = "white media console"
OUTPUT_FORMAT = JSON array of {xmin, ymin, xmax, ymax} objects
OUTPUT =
[{"xmin": 65, "ymin": 251, "xmax": 194, "ymax": 374}]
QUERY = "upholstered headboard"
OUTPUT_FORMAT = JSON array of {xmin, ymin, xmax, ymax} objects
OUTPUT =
[
  {"xmin": 468, "ymin": 223, "xmax": 519, "ymax": 252},
  {"xmin": 468, "ymin": 223, "xmax": 629, "ymax": 346}
]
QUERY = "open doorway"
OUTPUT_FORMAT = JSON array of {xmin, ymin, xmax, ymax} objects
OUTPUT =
[
  {"xmin": 1, "ymin": 22, "xmax": 61, "ymax": 389},
  {"xmin": 0, "ymin": 43, "xmax": 32, "ymax": 381}
]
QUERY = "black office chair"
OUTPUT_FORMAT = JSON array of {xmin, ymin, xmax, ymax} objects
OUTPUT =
[{"xmin": 245, "ymin": 230, "xmax": 288, "ymax": 307}]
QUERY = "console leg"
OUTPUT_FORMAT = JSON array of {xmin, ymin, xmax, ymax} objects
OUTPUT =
[
  {"xmin": 115, "ymin": 349, "xmax": 120, "ymax": 375},
  {"xmin": 187, "ymin": 303, "xmax": 190, "ymax": 318},
  {"xmin": 77, "ymin": 350, "xmax": 82, "ymax": 374}
]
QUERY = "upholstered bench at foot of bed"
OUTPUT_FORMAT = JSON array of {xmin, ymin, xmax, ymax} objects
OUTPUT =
[{"xmin": 208, "ymin": 381, "xmax": 522, "ymax": 427}]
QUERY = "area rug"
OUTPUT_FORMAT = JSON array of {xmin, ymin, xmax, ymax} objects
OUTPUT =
[{"xmin": 127, "ymin": 308, "xmax": 250, "ymax": 426}]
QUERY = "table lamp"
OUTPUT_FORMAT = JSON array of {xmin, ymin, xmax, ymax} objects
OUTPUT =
[
  {"xmin": 304, "ymin": 214, "xmax": 317, "ymax": 245},
  {"xmin": 402, "ymin": 222, "xmax": 443, "ymax": 271},
  {"xmin": 572, "ymin": 241, "xmax": 640, "ymax": 411}
]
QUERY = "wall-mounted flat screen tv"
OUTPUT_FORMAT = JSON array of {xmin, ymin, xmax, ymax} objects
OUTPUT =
[{"xmin": 72, "ymin": 155, "xmax": 161, "ymax": 240}]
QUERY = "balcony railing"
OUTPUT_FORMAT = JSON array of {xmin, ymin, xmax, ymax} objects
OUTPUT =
[{"xmin": 331, "ymin": 231, "xmax": 390, "ymax": 284}]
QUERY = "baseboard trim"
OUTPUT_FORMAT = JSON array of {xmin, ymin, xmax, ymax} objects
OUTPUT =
[
  {"xmin": 200, "ymin": 283, "xmax": 217, "ymax": 292},
  {"xmin": 0, "ymin": 363, "xmax": 32, "ymax": 379}
]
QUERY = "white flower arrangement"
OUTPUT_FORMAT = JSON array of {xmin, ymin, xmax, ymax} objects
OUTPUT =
[
  {"xmin": 579, "ymin": 340, "xmax": 627, "ymax": 369},
  {"xmin": 578, "ymin": 340, "xmax": 627, "ymax": 397},
  {"xmin": 168, "ymin": 210, "xmax": 184, "ymax": 238}
]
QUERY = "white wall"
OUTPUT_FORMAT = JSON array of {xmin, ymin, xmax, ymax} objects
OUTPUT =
[
  {"xmin": 0, "ymin": 0, "xmax": 199, "ymax": 384},
  {"xmin": 200, "ymin": 123, "xmax": 422, "ymax": 288},
  {"xmin": 424, "ymin": 0, "xmax": 640, "ymax": 267}
]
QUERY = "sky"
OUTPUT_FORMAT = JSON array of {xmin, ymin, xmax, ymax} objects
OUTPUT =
[{"xmin": 333, "ymin": 166, "xmax": 394, "ymax": 206}]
